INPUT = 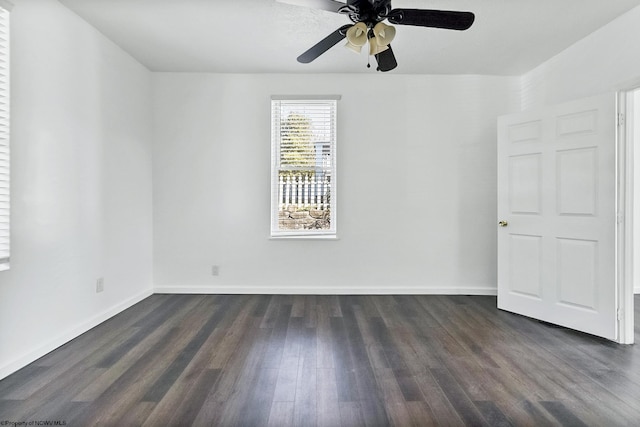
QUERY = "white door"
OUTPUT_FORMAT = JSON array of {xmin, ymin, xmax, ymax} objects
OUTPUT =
[{"xmin": 497, "ymin": 93, "xmax": 618, "ymax": 340}]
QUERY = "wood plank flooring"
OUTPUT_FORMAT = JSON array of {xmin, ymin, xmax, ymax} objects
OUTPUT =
[{"xmin": 1, "ymin": 294, "xmax": 639, "ymax": 426}]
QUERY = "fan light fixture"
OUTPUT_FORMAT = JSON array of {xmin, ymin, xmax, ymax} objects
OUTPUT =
[
  {"xmin": 345, "ymin": 21, "xmax": 396, "ymax": 56},
  {"xmin": 373, "ymin": 22, "xmax": 395, "ymax": 47},
  {"xmin": 364, "ymin": 32, "xmax": 382, "ymax": 56},
  {"xmin": 345, "ymin": 22, "xmax": 368, "ymax": 53},
  {"xmin": 368, "ymin": 35, "xmax": 388, "ymax": 55},
  {"xmin": 369, "ymin": 23, "xmax": 395, "ymax": 55}
]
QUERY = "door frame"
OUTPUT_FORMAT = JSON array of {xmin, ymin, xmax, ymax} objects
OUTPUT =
[{"xmin": 618, "ymin": 84, "xmax": 640, "ymax": 345}]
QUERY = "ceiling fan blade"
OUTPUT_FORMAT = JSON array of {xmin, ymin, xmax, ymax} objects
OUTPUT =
[
  {"xmin": 297, "ymin": 24, "xmax": 352, "ymax": 63},
  {"xmin": 374, "ymin": 45, "xmax": 397, "ymax": 72},
  {"xmin": 387, "ymin": 9, "xmax": 475, "ymax": 31},
  {"xmin": 276, "ymin": 0, "xmax": 346, "ymax": 13}
]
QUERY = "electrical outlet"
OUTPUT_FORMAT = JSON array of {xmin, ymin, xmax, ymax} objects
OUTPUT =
[
  {"xmin": 96, "ymin": 278, "xmax": 104, "ymax": 293},
  {"xmin": 212, "ymin": 265, "xmax": 219, "ymax": 276}
]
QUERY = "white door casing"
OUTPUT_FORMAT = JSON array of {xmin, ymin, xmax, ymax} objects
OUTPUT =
[{"xmin": 497, "ymin": 93, "xmax": 617, "ymax": 341}]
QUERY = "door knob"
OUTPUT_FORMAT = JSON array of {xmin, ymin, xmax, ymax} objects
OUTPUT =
[{"xmin": 498, "ymin": 221, "xmax": 508, "ymax": 227}]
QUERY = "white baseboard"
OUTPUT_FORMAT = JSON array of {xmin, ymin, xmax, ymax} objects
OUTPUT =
[
  {"xmin": 154, "ymin": 285, "xmax": 498, "ymax": 296},
  {"xmin": 0, "ymin": 288, "xmax": 153, "ymax": 381},
  {"xmin": 636, "ymin": 287, "xmax": 640, "ymax": 294}
]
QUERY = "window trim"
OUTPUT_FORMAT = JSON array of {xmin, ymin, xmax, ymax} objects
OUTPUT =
[{"xmin": 270, "ymin": 96, "xmax": 339, "ymax": 239}]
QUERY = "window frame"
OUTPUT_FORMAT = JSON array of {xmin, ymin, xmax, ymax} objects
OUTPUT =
[
  {"xmin": 0, "ymin": 0, "xmax": 11, "ymax": 271},
  {"xmin": 270, "ymin": 96, "xmax": 339, "ymax": 239}
]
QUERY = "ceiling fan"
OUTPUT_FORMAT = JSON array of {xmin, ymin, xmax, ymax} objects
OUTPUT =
[{"xmin": 278, "ymin": 0, "xmax": 475, "ymax": 72}]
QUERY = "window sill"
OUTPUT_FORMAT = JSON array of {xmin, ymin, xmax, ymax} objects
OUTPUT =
[{"xmin": 270, "ymin": 234, "xmax": 339, "ymax": 241}]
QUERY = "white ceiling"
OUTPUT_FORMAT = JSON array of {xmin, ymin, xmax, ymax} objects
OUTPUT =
[{"xmin": 57, "ymin": 0, "xmax": 640, "ymax": 75}]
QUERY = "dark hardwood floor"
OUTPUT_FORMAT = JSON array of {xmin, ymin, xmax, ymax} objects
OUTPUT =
[{"xmin": 1, "ymin": 294, "xmax": 639, "ymax": 426}]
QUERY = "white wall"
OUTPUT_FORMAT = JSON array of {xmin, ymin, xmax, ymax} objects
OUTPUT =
[
  {"xmin": 519, "ymin": 6, "xmax": 640, "ymax": 295},
  {"xmin": 521, "ymin": 5, "xmax": 640, "ymax": 109},
  {"xmin": 0, "ymin": 0, "xmax": 154, "ymax": 379},
  {"xmin": 152, "ymin": 73, "xmax": 519, "ymax": 294}
]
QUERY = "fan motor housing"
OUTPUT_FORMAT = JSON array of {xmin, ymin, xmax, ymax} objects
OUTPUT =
[{"xmin": 342, "ymin": 0, "xmax": 392, "ymax": 25}]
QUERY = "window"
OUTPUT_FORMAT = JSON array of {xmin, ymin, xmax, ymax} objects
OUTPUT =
[
  {"xmin": 0, "ymin": 1, "xmax": 10, "ymax": 270},
  {"xmin": 271, "ymin": 97, "xmax": 338, "ymax": 238}
]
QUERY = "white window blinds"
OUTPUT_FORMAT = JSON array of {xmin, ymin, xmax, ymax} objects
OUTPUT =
[
  {"xmin": 271, "ymin": 98, "xmax": 338, "ymax": 237},
  {"xmin": 0, "ymin": 2, "xmax": 10, "ymax": 269}
]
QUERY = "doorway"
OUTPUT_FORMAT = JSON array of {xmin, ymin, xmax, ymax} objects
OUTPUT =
[{"xmin": 633, "ymin": 89, "xmax": 640, "ymax": 300}]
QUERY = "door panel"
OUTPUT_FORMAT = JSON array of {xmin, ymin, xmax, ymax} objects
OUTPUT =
[
  {"xmin": 557, "ymin": 148, "xmax": 597, "ymax": 215},
  {"xmin": 509, "ymin": 154, "xmax": 542, "ymax": 214},
  {"xmin": 556, "ymin": 237, "xmax": 597, "ymax": 309},
  {"xmin": 497, "ymin": 93, "xmax": 617, "ymax": 341},
  {"xmin": 509, "ymin": 234, "xmax": 542, "ymax": 298}
]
